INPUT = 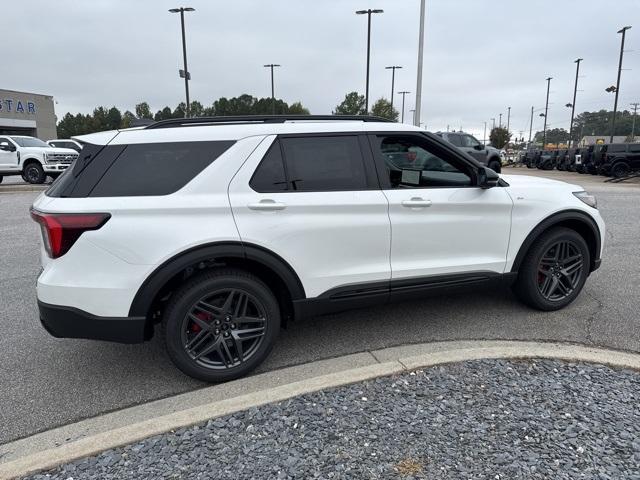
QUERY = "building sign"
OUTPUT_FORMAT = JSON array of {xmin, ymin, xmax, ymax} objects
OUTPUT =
[
  {"xmin": 0, "ymin": 98, "xmax": 36, "ymax": 114},
  {"xmin": 595, "ymin": 138, "xmax": 605, "ymax": 145}
]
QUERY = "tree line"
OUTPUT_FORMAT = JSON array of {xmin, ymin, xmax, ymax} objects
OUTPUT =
[{"xmin": 56, "ymin": 91, "xmax": 406, "ymax": 138}]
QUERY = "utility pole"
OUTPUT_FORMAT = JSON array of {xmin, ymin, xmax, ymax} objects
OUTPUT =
[
  {"xmin": 356, "ymin": 9, "xmax": 384, "ymax": 114},
  {"xmin": 631, "ymin": 102, "xmax": 639, "ymax": 142},
  {"xmin": 528, "ymin": 106, "xmax": 534, "ymax": 144},
  {"xmin": 169, "ymin": 7, "xmax": 195, "ymax": 118},
  {"xmin": 263, "ymin": 64, "xmax": 281, "ymax": 115},
  {"xmin": 542, "ymin": 77, "xmax": 552, "ymax": 148},
  {"xmin": 568, "ymin": 58, "xmax": 583, "ymax": 148},
  {"xmin": 610, "ymin": 26, "xmax": 631, "ymax": 143},
  {"xmin": 414, "ymin": 0, "xmax": 426, "ymax": 126},
  {"xmin": 385, "ymin": 66, "xmax": 402, "ymax": 111},
  {"xmin": 398, "ymin": 91, "xmax": 411, "ymax": 123},
  {"xmin": 506, "ymin": 106, "xmax": 511, "ymax": 133},
  {"xmin": 483, "ymin": 121, "xmax": 487, "ymax": 146},
  {"xmin": 491, "ymin": 117, "xmax": 496, "ymax": 130},
  {"xmin": 499, "ymin": 113, "xmax": 502, "ymax": 128}
]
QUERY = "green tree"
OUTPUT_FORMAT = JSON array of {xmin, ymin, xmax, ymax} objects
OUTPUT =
[
  {"xmin": 334, "ymin": 92, "xmax": 366, "ymax": 115},
  {"xmin": 121, "ymin": 110, "xmax": 136, "ymax": 129},
  {"xmin": 154, "ymin": 106, "xmax": 173, "ymax": 121},
  {"xmin": 489, "ymin": 127, "xmax": 511, "ymax": 149},
  {"xmin": 288, "ymin": 101, "xmax": 310, "ymax": 115},
  {"xmin": 106, "ymin": 107, "xmax": 122, "ymax": 130},
  {"xmin": 189, "ymin": 101, "xmax": 205, "ymax": 117},
  {"xmin": 533, "ymin": 128, "xmax": 569, "ymax": 146},
  {"xmin": 370, "ymin": 98, "xmax": 398, "ymax": 121},
  {"xmin": 135, "ymin": 102, "xmax": 153, "ymax": 119}
]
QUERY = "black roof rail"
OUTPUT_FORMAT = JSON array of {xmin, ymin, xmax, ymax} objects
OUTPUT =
[{"xmin": 145, "ymin": 115, "xmax": 391, "ymax": 129}]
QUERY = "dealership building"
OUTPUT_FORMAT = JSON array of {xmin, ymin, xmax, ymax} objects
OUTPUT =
[{"xmin": 0, "ymin": 88, "xmax": 57, "ymax": 140}]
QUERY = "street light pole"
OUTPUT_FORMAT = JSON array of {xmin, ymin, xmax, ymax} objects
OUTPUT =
[
  {"xmin": 610, "ymin": 26, "xmax": 632, "ymax": 143},
  {"xmin": 631, "ymin": 102, "xmax": 639, "ymax": 142},
  {"xmin": 506, "ymin": 106, "xmax": 511, "ymax": 133},
  {"xmin": 414, "ymin": 0, "xmax": 426, "ymax": 126},
  {"xmin": 398, "ymin": 91, "xmax": 410, "ymax": 123},
  {"xmin": 528, "ymin": 106, "xmax": 534, "ymax": 144},
  {"xmin": 356, "ymin": 9, "xmax": 383, "ymax": 114},
  {"xmin": 483, "ymin": 121, "xmax": 487, "ymax": 146},
  {"xmin": 568, "ymin": 58, "xmax": 583, "ymax": 148},
  {"xmin": 542, "ymin": 77, "xmax": 552, "ymax": 148},
  {"xmin": 263, "ymin": 64, "xmax": 281, "ymax": 115},
  {"xmin": 385, "ymin": 66, "xmax": 402, "ymax": 111},
  {"xmin": 169, "ymin": 7, "xmax": 195, "ymax": 118},
  {"xmin": 491, "ymin": 117, "xmax": 495, "ymax": 130}
]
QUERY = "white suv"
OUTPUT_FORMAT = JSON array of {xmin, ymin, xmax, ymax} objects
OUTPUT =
[{"xmin": 31, "ymin": 115, "xmax": 605, "ymax": 382}]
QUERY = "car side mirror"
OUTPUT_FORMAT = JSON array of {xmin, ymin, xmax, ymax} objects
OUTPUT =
[
  {"xmin": 0, "ymin": 142, "xmax": 15, "ymax": 152},
  {"xmin": 477, "ymin": 166, "xmax": 499, "ymax": 188},
  {"xmin": 473, "ymin": 144, "xmax": 484, "ymax": 151}
]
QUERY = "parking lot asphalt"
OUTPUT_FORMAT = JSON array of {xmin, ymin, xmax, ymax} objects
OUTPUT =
[{"xmin": 1, "ymin": 170, "xmax": 639, "ymax": 445}]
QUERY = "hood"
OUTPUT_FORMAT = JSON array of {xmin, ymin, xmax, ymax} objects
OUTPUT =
[
  {"xmin": 46, "ymin": 147, "xmax": 78, "ymax": 155},
  {"xmin": 500, "ymin": 174, "xmax": 582, "ymax": 191},
  {"xmin": 19, "ymin": 146, "xmax": 77, "ymax": 155}
]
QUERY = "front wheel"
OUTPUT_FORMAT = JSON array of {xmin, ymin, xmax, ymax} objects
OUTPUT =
[
  {"xmin": 488, "ymin": 159, "xmax": 501, "ymax": 173},
  {"xmin": 23, "ymin": 163, "xmax": 46, "ymax": 184},
  {"xmin": 611, "ymin": 162, "xmax": 629, "ymax": 178},
  {"xmin": 162, "ymin": 268, "xmax": 280, "ymax": 383},
  {"xmin": 513, "ymin": 227, "xmax": 590, "ymax": 311}
]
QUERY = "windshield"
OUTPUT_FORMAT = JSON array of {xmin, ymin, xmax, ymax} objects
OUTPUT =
[{"xmin": 10, "ymin": 136, "xmax": 50, "ymax": 148}]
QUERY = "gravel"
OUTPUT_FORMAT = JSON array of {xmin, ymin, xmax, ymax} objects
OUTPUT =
[{"xmin": 24, "ymin": 358, "xmax": 640, "ymax": 479}]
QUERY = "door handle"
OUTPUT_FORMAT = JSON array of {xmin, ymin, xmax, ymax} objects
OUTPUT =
[
  {"xmin": 401, "ymin": 197, "xmax": 432, "ymax": 208},
  {"xmin": 247, "ymin": 199, "xmax": 287, "ymax": 211}
]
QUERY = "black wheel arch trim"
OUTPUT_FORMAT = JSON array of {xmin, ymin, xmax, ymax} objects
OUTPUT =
[
  {"xmin": 510, "ymin": 209, "xmax": 601, "ymax": 274},
  {"xmin": 128, "ymin": 241, "xmax": 306, "ymax": 318}
]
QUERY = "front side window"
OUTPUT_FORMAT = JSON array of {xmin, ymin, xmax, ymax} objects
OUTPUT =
[
  {"xmin": 460, "ymin": 135, "xmax": 481, "ymax": 148},
  {"xmin": 609, "ymin": 144, "xmax": 626, "ymax": 153},
  {"xmin": 629, "ymin": 144, "xmax": 640, "ymax": 153},
  {"xmin": 376, "ymin": 135, "xmax": 472, "ymax": 188},
  {"xmin": 446, "ymin": 134, "xmax": 463, "ymax": 147},
  {"xmin": 278, "ymin": 136, "xmax": 368, "ymax": 192}
]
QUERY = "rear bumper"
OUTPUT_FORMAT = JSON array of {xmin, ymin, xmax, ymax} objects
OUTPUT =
[{"xmin": 38, "ymin": 300, "xmax": 149, "ymax": 344}]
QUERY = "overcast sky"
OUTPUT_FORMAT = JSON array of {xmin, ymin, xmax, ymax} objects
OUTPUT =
[{"xmin": 5, "ymin": 0, "xmax": 639, "ymax": 139}]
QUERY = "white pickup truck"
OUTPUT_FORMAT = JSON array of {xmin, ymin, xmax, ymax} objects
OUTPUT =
[{"xmin": 0, "ymin": 135, "xmax": 79, "ymax": 184}]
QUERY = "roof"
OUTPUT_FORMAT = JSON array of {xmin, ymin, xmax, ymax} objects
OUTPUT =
[{"xmin": 75, "ymin": 118, "xmax": 422, "ymax": 146}]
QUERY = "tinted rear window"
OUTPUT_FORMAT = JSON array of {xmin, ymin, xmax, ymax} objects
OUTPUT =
[{"xmin": 47, "ymin": 141, "xmax": 234, "ymax": 197}]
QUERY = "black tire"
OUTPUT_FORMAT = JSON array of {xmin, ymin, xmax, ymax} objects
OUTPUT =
[
  {"xmin": 513, "ymin": 227, "xmax": 590, "ymax": 311},
  {"xmin": 488, "ymin": 159, "xmax": 501, "ymax": 173},
  {"xmin": 23, "ymin": 162, "xmax": 46, "ymax": 184},
  {"xmin": 611, "ymin": 162, "xmax": 629, "ymax": 179},
  {"xmin": 162, "ymin": 268, "xmax": 280, "ymax": 382}
]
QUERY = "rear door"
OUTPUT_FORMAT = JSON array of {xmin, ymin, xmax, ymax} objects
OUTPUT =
[
  {"xmin": 228, "ymin": 134, "xmax": 391, "ymax": 298},
  {"xmin": 368, "ymin": 132, "xmax": 513, "ymax": 280},
  {"xmin": 629, "ymin": 143, "xmax": 640, "ymax": 168}
]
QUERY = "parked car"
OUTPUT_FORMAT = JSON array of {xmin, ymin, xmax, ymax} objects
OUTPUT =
[
  {"xmin": 47, "ymin": 139, "xmax": 83, "ymax": 153},
  {"xmin": 31, "ymin": 115, "xmax": 604, "ymax": 382},
  {"xmin": 537, "ymin": 150, "xmax": 557, "ymax": 170},
  {"xmin": 598, "ymin": 143, "xmax": 640, "ymax": 177},
  {"xmin": 435, "ymin": 131, "xmax": 503, "ymax": 172},
  {"xmin": 0, "ymin": 135, "xmax": 79, "ymax": 184},
  {"xmin": 555, "ymin": 149, "xmax": 569, "ymax": 171},
  {"xmin": 576, "ymin": 145, "xmax": 594, "ymax": 174},
  {"xmin": 563, "ymin": 148, "xmax": 579, "ymax": 172}
]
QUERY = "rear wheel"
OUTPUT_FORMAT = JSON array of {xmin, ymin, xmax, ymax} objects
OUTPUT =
[
  {"xmin": 162, "ymin": 268, "xmax": 280, "ymax": 382},
  {"xmin": 24, "ymin": 163, "xmax": 46, "ymax": 184},
  {"xmin": 513, "ymin": 227, "xmax": 590, "ymax": 311},
  {"xmin": 611, "ymin": 162, "xmax": 629, "ymax": 178}
]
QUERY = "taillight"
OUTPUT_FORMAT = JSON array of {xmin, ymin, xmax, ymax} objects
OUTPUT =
[{"xmin": 30, "ymin": 208, "xmax": 110, "ymax": 259}]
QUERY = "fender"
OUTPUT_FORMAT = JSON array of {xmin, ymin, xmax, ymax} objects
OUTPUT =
[
  {"xmin": 510, "ymin": 209, "xmax": 601, "ymax": 274},
  {"xmin": 128, "ymin": 241, "xmax": 306, "ymax": 317}
]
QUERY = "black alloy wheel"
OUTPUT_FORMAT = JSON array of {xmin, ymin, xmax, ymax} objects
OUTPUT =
[
  {"xmin": 536, "ymin": 240, "xmax": 584, "ymax": 302},
  {"xmin": 162, "ymin": 269, "xmax": 280, "ymax": 382},
  {"xmin": 182, "ymin": 289, "xmax": 267, "ymax": 370}
]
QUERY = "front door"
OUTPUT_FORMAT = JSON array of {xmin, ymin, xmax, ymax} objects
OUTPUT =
[
  {"xmin": 229, "ymin": 134, "xmax": 391, "ymax": 298},
  {"xmin": 0, "ymin": 137, "xmax": 18, "ymax": 170},
  {"xmin": 368, "ymin": 133, "xmax": 513, "ymax": 280}
]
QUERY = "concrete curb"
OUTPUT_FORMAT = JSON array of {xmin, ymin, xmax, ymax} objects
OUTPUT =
[
  {"xmin": 2, "ymin": 339, "xmax": 640, "ymax": 479},
  {"xmin": 0, "ymin": 184, "xmax": 47, "ymax": 193}
]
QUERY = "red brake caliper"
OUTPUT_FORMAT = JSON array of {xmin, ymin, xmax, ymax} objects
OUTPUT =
[{"xmin": 191, "ymin": 312, "xmax": 210, "ymax": 332}]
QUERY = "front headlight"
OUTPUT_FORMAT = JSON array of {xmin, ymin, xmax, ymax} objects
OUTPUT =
[{"xmin": 573, "ymin": 191, "xmax": 597, "ymax": 209}]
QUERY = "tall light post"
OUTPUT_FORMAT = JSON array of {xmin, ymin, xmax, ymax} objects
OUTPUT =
[
  {"xmin": 567, "ymin": 58, "xmax": 583, "ymax": 148},
  {"xmin": 491, "ymin": 117, "xmax": 495, "ymax": 130},
  {"xmin": 263, "ymin": 64, "xmax": 281, "ymax": 115},
  {"xmin": 542, "ymin": 77, "xmax": 552, "ymax": 148},
  {"xmin": 506, "ymin": 106, "xmax": 511, "ymax": 133},
  {"xmin": 498, "ymin": 113, "xmax": 503, "ymax": 128},
  {"xmin": 356, "ymin": 8, "xmax": 384, "ymax": 114},
  {"xmin": 631, "ymin": 102, "xmax": 639, "ymax": 142},
  {"xmin": 483, "ymin": 121, "xmax": 487, "ymax": 146},
  {"xmin": 528, "ymin": 106, "xmax": 534, "ymax": 144},
  {"xmin": 414, "ymin": 0, "xmax": 426, "ymax": 126},
  {"xmin": 169, "ymin": 7, "xmax": 195, "ymax": 118},
  {"xmin": 609, "ymin": 26, "xmax": 632, "ymax": 143},
  {"xmin": 398, "ymin": 91, "xmax": 411, "ymax": 123},
  {"xmin": 385, "ymin": 65, "xmax": 402, "ymax": 111}
]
